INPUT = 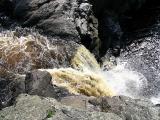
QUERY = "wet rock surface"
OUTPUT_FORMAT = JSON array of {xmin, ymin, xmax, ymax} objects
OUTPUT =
[
  {"xmin": 25, "ymin": 70, "xmax": 71, "ymax": 99},
  {"xmin": 0, "ymin": 70, "xmax": 25, "ymax": 109},
  {"xmin": 12, "ymin": 0, "xmax": 80, "ymax": 41}
]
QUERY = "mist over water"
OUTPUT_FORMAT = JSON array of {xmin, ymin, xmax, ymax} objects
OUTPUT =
[
  {"xmin": 100, "ymin": 60, "xmax": 148, "ymax": 98},
  {"xmin": 100, "ymin": 59, "xmax": 160, "ymax": 104}
]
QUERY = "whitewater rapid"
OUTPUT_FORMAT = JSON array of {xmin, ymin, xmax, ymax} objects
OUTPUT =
[{"xmin": 101, "ymin": 59, "xmax": 160, "ymax": 105}]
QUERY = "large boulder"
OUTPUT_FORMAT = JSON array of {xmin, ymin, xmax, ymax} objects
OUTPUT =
[
  {"xmin": 0, "ymin": 94, "xmax": 122, "ymax": 120},
  {"xmin": 0, "ymin": 94, "xmax": 159, "ymax": 120},
  {"xmin": 0, "ymin": 69, "xmax": 25, "ymax": 109},
  {"xmin": 25, "ymin": 70, "xmax": 71, "ymax": 99},
  {"xmin": 10, "ymin": 0, "xmax": 101, "ymax": 56},
  {"xmin": 89, "ymin": 96, "xmax": 160, "ymax": 120},
  {"xmin": 12, "ymin": 0, "xmax": 80, "ymax": 41}
]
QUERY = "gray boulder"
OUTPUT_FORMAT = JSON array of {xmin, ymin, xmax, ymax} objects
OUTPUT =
[
  {"xmin": 13, "ymin": 0, "xmax": 80, "ymax": 41},
  {"xmin": 25, "ymin": 70, "xmax": 71, "ymax": 99},
  {"xmin": 0, "ymin": 70, "xmax": 25, "ymax": 109},
  {"xmin": 12, "ymin": 0, "xmax": 100, "ymax": 56},
  {"xmin": 89, "ymin": 96, "xmax": 160, "ymax": 120},
  {"xmin": 0, "ymin": 94, "xmax": 122, "ymax": 120}
]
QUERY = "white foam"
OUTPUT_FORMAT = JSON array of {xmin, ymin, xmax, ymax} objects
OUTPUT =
[
  {"xmin": 150, "ymin": 94, "xmax": 160, "ymax": 105},
  {"xmin": 100, "ymin": 62, "xmax": 148, "ymax": 98}
]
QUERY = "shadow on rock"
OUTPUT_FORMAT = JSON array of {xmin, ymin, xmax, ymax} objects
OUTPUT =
[{"xmin": 25, "ymin": 70, "xmax": 71, "ymax": 99}]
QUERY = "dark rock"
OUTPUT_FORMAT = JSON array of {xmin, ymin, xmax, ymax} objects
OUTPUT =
[
  {"xmin": 0, "ymin": 70, "xmax": 25, "ymax": 109},
  {"xmin": 13, "ymin": 0, "xmax": 80, "ymax": 42},
  {"xmin": 90, "ymin": 0, "xmax": 146, "ymax": 17},
  {"xmin": 0, "ymin": 0, "xmax": 13, "ymax": 13},
  {"xmin": 25, "ymin": 70, "xmax": 71, "ymax": 99},
  {"xmin": 74, "ymin": 1, "xmax": 100, "ymax": 57},
  {"xmin": 89, "ymin": 0, "xmax": 146, "ymax": 57},
  {"xmin": 89, "ymin": 96, "xmax": 160, "ymax": 120},
  {"xmin": 0, "ymin": 77, "xmax": 13, "ymax": 109},
  {"xmin": 11, "ymin": 0, "xmax": 100, "ymax": 57}
]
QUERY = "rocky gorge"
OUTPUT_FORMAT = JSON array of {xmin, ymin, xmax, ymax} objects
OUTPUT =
[{"xmin": 0, "ymin": 0, "xmax": 160, "ymax": 120}]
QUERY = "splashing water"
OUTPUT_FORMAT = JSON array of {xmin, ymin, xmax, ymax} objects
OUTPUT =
[
  {"xmin": 151, "ymin": 94, "xmax": 160, "ymax": 105},
  {"xmin": 1, "ymin": 27, "xmax": 160, "ymax": 105},
  {"xmin": 100, "ymin": 61, "xmax": 148, "ymax": 99}
]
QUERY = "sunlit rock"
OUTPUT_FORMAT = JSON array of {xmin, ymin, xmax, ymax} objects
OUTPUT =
[
  {"xmin": 0, "ymin": 94, "xmax": 122, "ymax": 120},
  {"xmin": 25, "ymin": 69, "xmax": 71, "ymax": 99},
  {"xmin": 13, "ymin": 0, "xmax": 80, "ymax": 42},
  {"xmin": 45, "ymin": 68, "xmax": 115, "ymax": 97}
]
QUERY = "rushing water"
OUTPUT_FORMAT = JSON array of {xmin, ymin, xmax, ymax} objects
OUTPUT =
[
  {"xmin": 1, "ymin": 12, "xmax": 160, "ymax": 105},
  {"xmin": 1, "ymin": 27, "xmax": 160, "ymax": 104},
  {"xmin": 101, "ymin": 61, "xmax": 148, "ymax": 99}
]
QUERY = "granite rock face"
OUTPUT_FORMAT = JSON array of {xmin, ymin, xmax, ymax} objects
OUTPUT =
[
  {"xmin": 0, "ymin": 94, "xmax": 160, "ymax": 120},
  {"xmin": 11, "ymin": 0, "xmax": 100, "ymax": 56},
  {"xmin": 12, "ymin": 0, "xmax": 79, "ymax": 41},
  {"xmin": 0, "ymin": 70, "xmax": 25, "ymax": 109},
  {"xmin": 89, "ymin": 96, "xmax": 160, "ymax": 120},
  {"xmin": 0, "ymin": 94, "xmax": 122, "ymax": 120}
]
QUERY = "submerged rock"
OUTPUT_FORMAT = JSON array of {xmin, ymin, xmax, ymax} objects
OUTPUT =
[{"xmin": 0, "ymin": 94, "xmax": 122, "ymax": 120}]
